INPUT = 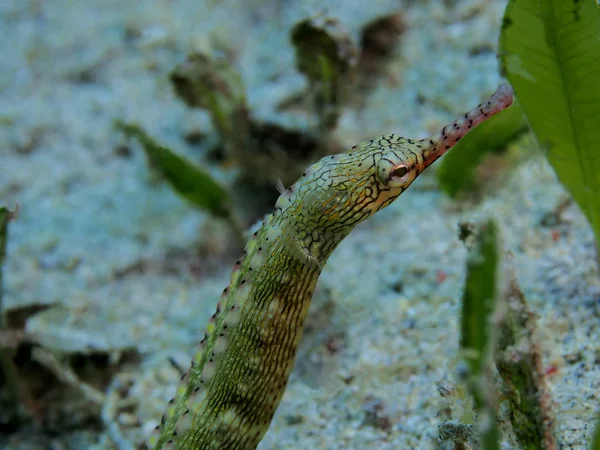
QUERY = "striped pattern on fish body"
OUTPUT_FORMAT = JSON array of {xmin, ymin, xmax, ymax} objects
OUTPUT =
[{"xmin": 145, "ymin": 84, "xmax": 514, "ymax": 450}]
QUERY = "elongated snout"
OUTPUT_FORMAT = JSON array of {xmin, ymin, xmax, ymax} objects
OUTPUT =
[{"xmin": 418, "ymin": 83, "xmax": 515, "ymax": 170}]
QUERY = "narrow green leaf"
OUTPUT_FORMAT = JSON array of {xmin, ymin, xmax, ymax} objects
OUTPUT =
[
  {"xmin": 592, "ymin": 418, "xmax": 600, "ymax": 450},
  {"xmin": 437, "ymin": 101, "xmax": 529, "ymax": 197},
  {"xmin": 459, "ymin": 220, "xmax": 500, "ymax": 450},
  {"xmin": 500, "ymin": 0, "xmax": 600, "ymax": 247},
  {"xmin": 115, "ymin": 121, "xmax": 232, "ymax": 219},
  {"xmin": 460, "ymin": 220, "xmax": 499, "ymax": 379}
]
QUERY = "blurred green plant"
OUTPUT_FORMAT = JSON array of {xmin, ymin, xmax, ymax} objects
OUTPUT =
[
  {"xmin": 457, "ymin": 221, "xmax": 558, "ymax": 449},
  {"xmin": 436, "ymin": 101, "xmax": 528, "ymax": 197},
  {"xmin": 114, "ymin": 121, "xmax": 239, "ymax": 233},
  {"xmin": 0, "ymin": 206, "xmax": 20, "ymax": 406},
  {"xmin": 291, "ymin": 15, "xmax": 358, "ymax": 130},
  {"xmin": 458, "ymin": 220, "xmax": 500, "ymax": 450},
  {"xmin": 500, "ymin": 0, "xmax": 600, "ymax": 255},
  {"xmin": 593, "ymin": 419, "xmax": 600, "ymax": 449},
  {"xmin": 495, "ymin": 277, "xmax": 556, "ymax": 449},
  {"xmin": 170, "ymin": 52, "xmax": 248, "ymax": 142},
  {"xmin": 168, "ymin": 51, "xmax": 330, "ymax": 192}
]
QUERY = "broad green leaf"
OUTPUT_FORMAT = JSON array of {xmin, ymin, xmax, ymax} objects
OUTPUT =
[
  {"xmin": 115, "ymin": 121, "xmax": 232, "ymax": 219},
  {"xmin": 500, "ymin": 0, "xmax": 600, "ymax": 247},
  {"xmin": 437, "ymin": 100, "xmax": 528, "ymax": 197},
  {"xmin": 593, "ymin": 418, "xmax": 600, "ymax": 450}
]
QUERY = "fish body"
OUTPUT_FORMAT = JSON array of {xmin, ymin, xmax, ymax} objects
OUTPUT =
[{"xmin": 146, "ymin": 84, "xmax": 514, "ymax": 450}]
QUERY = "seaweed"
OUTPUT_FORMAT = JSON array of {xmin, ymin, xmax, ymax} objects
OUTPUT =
[
  {"xmin": 234, "ymin": 121, "xmax": 328, "ymax": 190},
  {"xmin": 291, "ymin": 15, "xmax": 359, "ymax": 130},
  {"xmin": 114, "ymin": 121, "xmax": 238, "ymax": 230},
  {"xmin": 0, "ymin": 206, "xmax": 42, "ymax": 428},
  {"xmin": 358, "ymin": 13, "xmax": 405, "ymax": 76},
  {"xmin": 495, "ymin": 276, "xmax": 556, "ymax": 449},
  {"xmin": 169, "ymin": 52, "xmax": 333, "ymax": 193},
  {"xmin": 0, "ymin": 206, "xmax": 19, "ymax": 408},
  {"xmin": 593, "ymin": 418, "xmax": 600, "ymax": 450},
  {"xmin": 169, "ymin": 52, "xmax": 253, "ymax": 178},
  {"xmin": 170, "ymin": 52, "xmax": 248, "ymax": 143},
  {"xmin": 499, "ymin": 0, "xmax": 600, "ymax": 258},
  {"xmin": 436, "ymin": 101, "xmax": 528, "ymax": 197},
  {"xmin": 458, "ymin": 220, "xmax": 500, "ymax": 450},
  {"xmin": 457, "ymin": 221, "xmax": 558, "ymax": 449}
]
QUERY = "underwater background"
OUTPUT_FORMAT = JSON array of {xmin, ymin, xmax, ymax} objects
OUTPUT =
[{"xmin": 1, "ymin": 0, "xmax": 599, "ymax": 449}]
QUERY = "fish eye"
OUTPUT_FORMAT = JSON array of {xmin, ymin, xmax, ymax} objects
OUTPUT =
[{"xmin": 390, "ymin": 164, "xmax": 410, "ymax": 181}]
